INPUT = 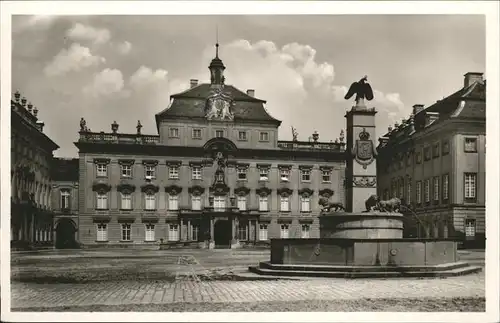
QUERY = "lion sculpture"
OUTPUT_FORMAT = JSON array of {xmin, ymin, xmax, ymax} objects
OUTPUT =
[
  {"xmin": 364, "ymin": 195, "xmax": 402, "ymax": 213},
  {"xmin": 318, "ymin": 197, "xmax": 345, "ymax": 213}
]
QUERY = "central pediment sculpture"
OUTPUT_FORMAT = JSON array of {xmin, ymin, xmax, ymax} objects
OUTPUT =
[{"xmin": 205, "ymin": 86, "xmax": 235, "ymax": 121}]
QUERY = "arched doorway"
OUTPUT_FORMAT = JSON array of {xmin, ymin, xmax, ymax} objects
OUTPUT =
[
  {"xmin": 214, "ymin": 219, "xmax": 231, "ymax": 248},
  {"xmin": 55, "ymin": 218, "xmax": 78, "ymax": 249}
]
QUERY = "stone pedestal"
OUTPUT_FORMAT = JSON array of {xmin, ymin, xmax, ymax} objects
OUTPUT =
[{"xmin": 345, "ymin": 107, "xmax": 378, "ymax": 213}]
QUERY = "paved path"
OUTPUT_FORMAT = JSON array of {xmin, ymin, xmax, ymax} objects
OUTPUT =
[{"xmin": 12, "ymin": 271, "xmax": 484, "ymax": 309}]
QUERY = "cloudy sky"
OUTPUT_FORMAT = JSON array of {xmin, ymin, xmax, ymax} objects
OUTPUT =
[{"xmin": 12, "ymin": 15, "xmax": 485, "ymax": 157}]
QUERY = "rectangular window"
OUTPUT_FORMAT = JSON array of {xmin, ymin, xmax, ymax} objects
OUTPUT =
[
  {"xmin": 237, "ymin": 168, "xmax": 247, "ymax": 180},
  {"xmin": 121, "ymin": 223, "xmax": 131, "ymax": 241},
  {"xmin": 424, "ymin": 147, "xmax": 431, "ymax": 161},
  {"xmin": 169, "ymin": 166, "xmax": 179, "ymax": 179},
  {"xmin": 301, "ymin": 169, "xmax": 311, "ymax": 182},
  {"xmin": 214, "ymin": 196, "xmax": 226, "ymax": 211},
  {"xmin": 168, "ymin": 195, "xmax": 178, "ymax": 210},
  {"xmin": 259, "ymin": 132, "xmax": 269, "ymax": 141},
  {"xmin": 96, "ymin": 193, "xmax": 108, "ymax": 209},
  {"xmin": 192, "ymin": 128, "xmax": 202, "ymax": 139},
  {"xmin": 191, "ymin": 224, "xmax": 199, "ymax": 241},
  {"xmin": 215, "ymin": 130, "xmax": 224, "ymax": 138},
  {"xmin": 145, "ymin": 223, "xmax": 155, "ymax": 242},
  {"xmin": 96, "ymin": 164, "xmax": 107, "ymax": 177},
  {"xmin": 432, "ymin": 143, "xmax": 440, "ymax": 158},
  {"xmin": 464, "ymin": 173, "xmax": 477, "ymax": 199},
  {"xmin": 424, "ymin": 179, "xmax": 430, "ymax": 203},
  {"xmin": 238, "ymin": 222, "xmax": 248, "ymax": 240},
  {"xmin": 465, "ymin": 219, "xmax": 476, "ymax": 239},
  {"xmin": 169, "ymin": 128, "xmax": 179, "ymax": 138},
  {"xmin": 145, "ymin": 193, "xmax": 156, "ymax": 210},
  {"xmin": 433, "ymin": 177, "xmax": 439, "ymax": 201},
  {"xmin": 406, "ymin": 181, "xmax": 411, "ymax": 204},
  {"xmin": 399, "ymin": 179, "xmax": 404, "ymax": 199},
  {"xmin": 259, "ymin": 224, "xmax": 268, "ymax": 241},
  {"xmin": 192, "ymin": 167, "xmax": 202, "ymax": 180},
  {"xmin": 301, "ymin": 224, "xmax": 310, "ymax": 238},
  {"xmin": 61, "ymin": 191, "xmax": 70, "ymax": 209},
  {"xmin": 442, "ymin": 174, "xmax": 449, "ymax": 200},
  {"xmin": 121, "ymin": 193, "xmax": 132, "ymax": 210},
  {"xmin": 301, "ymin": 196, "xmax": 311, "ymax": 212},
  {"xmin": 280, "ymin": 224, "xmax": 289, "ymax": 238},
  {"xmin": 168, "ymin": 224, "xmax": 179, "ymax": 241},
  {"xmin": 237, "ymin": 196, "xmax": 247, "ymax": 211},
  {"xmin": 280, "ymin": 196, "xmax": 290, "ymax": 212},
  {"xmin": 280, "ymin": 168, "xmax": 290, "ymax": 182},
  {"xmin": 416, "ymin": 181, "xmax": 422, "ymax": 204},
  {"xmin": 96, "ymin": 223, "xmax": 107, "ymax": 242},
  {"xmin": 259, "ymin": 196, "xmax": 268, "ymax": 211},
  {"xmin": 322, "ymin": 170, "xmax": 331, "ymax": 182},
  {"xmin": 259, "ymin": 168, "xmax": 269, "ymax": 181},
  {"xmin": 145, "ymin": 165, "xmax": 156, "ymax": 179},
  {"xmin": 406, "ymin": 155, "xmax": 411, "ymax": 167},
  {"xmin": 464, "ymin": 138, "xmax": 477, "ymax": 152},
  {"xmin": 121, "ymin": 165, "xmax": 132, "ymax": 178},
  {"xmin": 238, "ymin": 131, "xmax": 247, "ymax": 141},
  {"xmin": 442, "ymin": 141, "xmax": 450, "ymax": 155},
  {"xmin": 191, "ymin": 195, "xmax": 202, "ymax": 210},
  {"xmin": 416, "ymin": 152, "xmax": 422, "ymax": 164}
]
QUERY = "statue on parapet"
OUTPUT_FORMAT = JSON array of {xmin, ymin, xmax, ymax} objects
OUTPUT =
[
  {"xmin": 365, "ymin": 194, "xmax": 401, "ymax": 213},
  {"xmin": 344, "ymin": 75, "xmax": 374, "ymax": 108},
  {"xmin": 319, "ymin": 197, "xmax": 345, "ymax": 213}
]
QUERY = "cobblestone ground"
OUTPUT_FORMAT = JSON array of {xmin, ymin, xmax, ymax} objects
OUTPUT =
[{"xmin": 10, "ymin": 249, "xmax": 485, "ymax": 310}]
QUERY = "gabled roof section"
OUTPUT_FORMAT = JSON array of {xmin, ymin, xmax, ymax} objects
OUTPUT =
[{"xmin": 155, "ymin": 83, "xmax": 281, "ymax": 126}]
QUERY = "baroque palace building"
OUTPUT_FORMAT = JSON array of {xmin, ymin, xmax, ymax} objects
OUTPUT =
[
  {"xmin": 11, "ymin": 91, "xmax": 59, "ymax": 249},
  {"xmin": 74, "ymin": 45, "xmax": 346, "ymax": 248},
  {"xmin": 376, "ymin": 72, "xmax": 486, "ymax": 248}
]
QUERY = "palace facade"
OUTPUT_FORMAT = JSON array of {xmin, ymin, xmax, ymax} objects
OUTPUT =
[
  {"xmin": 11, "ymin": 91, "xmax": 59, "ymax": 249},
  {"xmin": 74, "ymin": 47, "xmax": 347, "ymax": 248},
  {"xmin": 376, "ymin": 72, "xmax": 486, "ymax": 248}
]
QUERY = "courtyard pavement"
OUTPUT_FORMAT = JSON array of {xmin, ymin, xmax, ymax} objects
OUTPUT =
[{"xmin": 9, "ymin": 249, "xmax": 485, "ymax": 310}]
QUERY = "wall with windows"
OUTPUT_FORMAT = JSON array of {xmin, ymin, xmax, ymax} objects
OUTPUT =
[{"xmin": 158, "ymin": 119, "xmax": 279, "ymax": 150}]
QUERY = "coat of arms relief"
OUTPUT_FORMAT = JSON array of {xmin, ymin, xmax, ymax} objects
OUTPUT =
[
  {"xmin": 351, "ymin": 127, "xmax": 377, "ymax": 169},
  {"xmin": 205, "ymin": 86, "xmax": 235, "ymax": 121}
]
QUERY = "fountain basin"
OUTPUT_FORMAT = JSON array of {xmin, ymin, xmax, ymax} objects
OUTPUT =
[{"xmin": 320, "ymin": 212, "xmax": 403, "ymax": 239}]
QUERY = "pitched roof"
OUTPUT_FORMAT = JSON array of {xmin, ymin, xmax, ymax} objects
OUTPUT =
[{"xmin": 155, "ymin": 83, "xmax": 281, "ymax": 125}]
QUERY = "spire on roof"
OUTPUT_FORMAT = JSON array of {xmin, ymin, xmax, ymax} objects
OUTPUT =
[{"xmin": 209, "ymin": 25, "xmax": 225, "ymax": 85}]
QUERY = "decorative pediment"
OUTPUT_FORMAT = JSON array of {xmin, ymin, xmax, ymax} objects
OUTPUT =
[
  {"xmin": 278, "ymin": 164, "xmax": 292, "ymax": 170},
  {"xmin": 236, "ymin": 163, "xmax": 250, "ymax": 169},
  {"xmin": 209, "ymin": 183, "xmax": 230, "ymax": 196},
  {"xmin": 142, "ymin": 159, "xmax": 159, "ymax": 166},
  {"xmin": 234, "ymin": 186, "xmax": 250, "ymax": 196},
  {"xmin": 117, "ymin": 181, "xmax": 136, "ymax": 193},
  {"xmin": 189, "ymin": 161, "xmax": 204, "ymax": 168},
  {"xmin": 299, "ymin": 165, "xmax": 313, "ymax": 170},
  {"xmin": 93, "ymin": 158, "xmax": 110, "ymax": 165},
  {"xmin": 257, "ymin": 163, "xmax": 271, "ymax": 169},
  {"xmin": 165, "ymin": 185, "xmax": 182, "ymax": 195},
  {"xmin": 256, "ymin": 187, "xmax": 272, "ymax": 197},
  {"xmin": 118, "ymin": 159, "xmax": 135, "ymax": 166},
  {"xmin": 319, "ymin": 188, "xmax": 334, "ymax": 198},
  {"xmin": 92, "ymin": 180, "xmax": 111, "ymax": 192},
  {"xmin": 166, "ymin": 160, "xmax": 182, "ymax": 167},
  {"xmin": 277, "ymin": 187, "xmax": 293, "ymax": 197},
  {"xmin": 141, "ymin": 183, "xmax": 159, "ymax": 193},
  {"xmin": 188, "ymin": 185, "xmax": 206, "ymax": 196},
  {"xmin": 319, "ymin": 166, "xmax": 333, "ymax": 171},
  {"xmin": 298, "ymin": 188, "xmax": 314, "ymax": 197}
]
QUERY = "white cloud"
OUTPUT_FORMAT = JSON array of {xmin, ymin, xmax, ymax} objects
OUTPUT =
[
  {"xmin": 129, "ymin": 66, "xmax": 168, "ymax": 89},
  {"xmin": 66, "ymin": 23, "xmax": 111, "ymax": 45},
  {"xmin": 117, "ymin": 41, "xmax": 132, "ymax": 55},
  {"xmin": 83, "ymin": 68, "xmax": 126, "ymax": 97},
  {"xmin": 44, "ymin": 43, "xmax": 105, "ymax": 76}
]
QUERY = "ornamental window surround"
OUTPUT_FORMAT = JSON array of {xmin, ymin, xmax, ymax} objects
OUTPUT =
[
  {"xmin": 464, "ymin": 137, "xmax": 477, "ymax": 153},
  {"xmin": 145, "ymin": 223, "xmax": 155, "ymax": 242},
  {"xmin": 257, "ymin": 164, "xmax": 270, "ymax": 181},
  {"xmin": 60, "ymin": 190, "xmax": 70, "ymax": 210},
  {"xmin": 96, "ymin": 223, "xmax": 108, "ymax": 242},
  {"xmin": 143, "ymin": 160, "xmax": 158, "ymax": 180},
  {"xmin": 259, "ymin": 132, "xmax": 269, "ymax": 142},
  {"xmin": 192, "ymin": 128, "xmax": 202, "ymax": 139},
  {"xmin": 321, "ymin": 168, "xmax": 332, "ymax": 183},
  {"xmin": 279, "ymin": 165, "xmax": 291, "ymax": 182},
  {"xmin": 119, "ymin": 160, "xmax": 135, "ymax": 178},
  {"xmin": 300, "ymin": 167, "xmax": 312, "ymax": 182},
  {"xmin": 94, "ymin": 158, "xmax": 110, "ymax": 178},
  {"xmin": 238, "ymin": 131, "xmax": 247, "ymax": 141}
]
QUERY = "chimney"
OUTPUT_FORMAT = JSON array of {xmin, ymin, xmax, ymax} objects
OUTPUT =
[
  {"xmin": 464, "ymin": 72, "xmax": 483, "ymax": 88},
  {"xmin": 190, "ymin": 79, "xmax": 198, "ymax": 88},
  {"xmin": 246, "ymin": 89, "xmax": 255, "ymax": 97},
  {"xmin": 412, "ymin": 104, "xmax": 424, "ymax": 115}
]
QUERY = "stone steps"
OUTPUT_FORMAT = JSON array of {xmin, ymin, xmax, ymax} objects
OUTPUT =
[{"xmin": 248, "ymin": 262, "xmax": 482, "ymax": 279}]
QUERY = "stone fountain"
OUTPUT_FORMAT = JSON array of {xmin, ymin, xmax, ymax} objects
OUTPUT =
[{"xmin": 249, "ymin": 76, "xmax": 482, "ymax": 278}]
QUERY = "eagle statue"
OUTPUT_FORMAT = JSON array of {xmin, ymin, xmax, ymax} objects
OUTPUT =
[{"xmin": 344, "ymin": 75, "xmax": 374, "ymax": 107}]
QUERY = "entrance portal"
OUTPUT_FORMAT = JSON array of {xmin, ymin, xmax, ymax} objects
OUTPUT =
[
  {"xmin": 55, "ymin": 218, "xmax": 78, "ymax": 249},
  {"xmin": 214, "ymin": 219, "xmax": 232, "ymax": 248}
]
